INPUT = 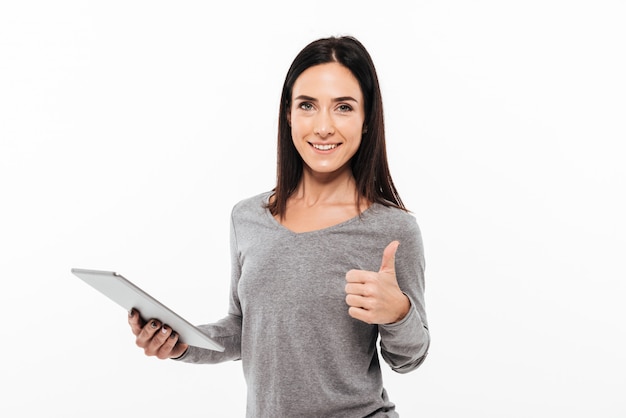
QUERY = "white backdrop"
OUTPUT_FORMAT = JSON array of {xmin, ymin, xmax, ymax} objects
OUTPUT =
[{"xmin": 1, "ymin": 1, "xmax": 625, "ymax": 417}]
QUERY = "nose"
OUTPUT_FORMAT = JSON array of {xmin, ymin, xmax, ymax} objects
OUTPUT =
[{"xmin": 313, "ymin": 110, "xmax": 335, "ymax": 137}]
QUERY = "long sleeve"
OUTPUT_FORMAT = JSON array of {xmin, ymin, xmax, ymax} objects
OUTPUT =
[
  {"xmin": 378, "ymin": 215, "xmax": 430, "ymax": 373},
  {"xmin": 379, "ymin": 300, "xmax": 430, "ymax": 373},
  {"xmin": 175, "ymin": 211, "xmax": 243, "ymax": 364}
]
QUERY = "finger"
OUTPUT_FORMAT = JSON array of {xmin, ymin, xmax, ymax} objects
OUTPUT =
[
  {"xmin": 379, "ymin": 241, "xmax": 400, "ymax": 274},
  {"xmin": 345, "ymin": 269, "xmax": 376, "ymax": 284},
  {"xmin": 170, "ymin": 339, "xmax": 190, "ymax": 359},
  {"xmin": 128, "ymin": 309, "xmax": 145, "ymax": 336},
  {"xmin": 136, "ymin": 319, "xmax": 161, "ymax": 349},
  {"xmin": 150, "ymin": 325, "xmax": 175, "ymax": 359},
  {"xmin": 345, "ymin": 282, "xmax": 374, "ymax": 298},
  {"xmin": 156, "ymin": 331, "xmax": 188, "ymax": 359},
  {"xmin": 345, "ymin": 294, "xmax": 371, "ymax": 310},
  {"xmin": 348, "ymin": 306, "xmax": 374, "ymax": 324},
  {"xmin": 345, "ymin": 269, "xmax": 363, "ymax": 283}
]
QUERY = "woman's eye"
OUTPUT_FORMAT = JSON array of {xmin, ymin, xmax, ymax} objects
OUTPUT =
[
  {"xmin": 337, "ymin": 104, "xmax": 353, "ymax": 112},
  {"xmin": 299, "ymin": 102, "xmax": 314, "ymax": 111}
]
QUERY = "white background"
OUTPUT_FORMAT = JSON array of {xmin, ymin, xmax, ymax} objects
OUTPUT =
[{"xmin": 1, "ymin": 1, "xmax": 625, "ymax": 417}]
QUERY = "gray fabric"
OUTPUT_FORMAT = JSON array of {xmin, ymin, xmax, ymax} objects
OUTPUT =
[{"xmin": 177, "ymin": 191, "xmax": 430, "ymax": 417}]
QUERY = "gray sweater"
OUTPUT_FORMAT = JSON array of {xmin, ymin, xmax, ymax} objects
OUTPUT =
[{"xmin": 177, "ymin": 192, "xmax": 430, "ymax": 417}]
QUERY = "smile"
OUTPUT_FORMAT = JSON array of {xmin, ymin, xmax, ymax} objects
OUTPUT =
[{"xmin": 311, "ymin": 143, "xmax": 339, "ymax": 151}]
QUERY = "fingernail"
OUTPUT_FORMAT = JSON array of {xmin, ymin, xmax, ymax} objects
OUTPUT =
[
  {"xmin": 161, "ymin": 326, "xmax": 168, "ymax": 334},
  {"xmin": 150, "ymin": 321, "xmax": 157, "ymax": 329},
  {"xmin": 128, "ymin": 309, "xmax": 135, "ymax": 317},
  {"xmin": 170, "ymin": 332, "xmax": 177, "ymax": 339}
]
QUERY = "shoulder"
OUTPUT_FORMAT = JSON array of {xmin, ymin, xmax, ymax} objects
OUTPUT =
[
  {"xmin": 363, "ymin": 204, "xmax": 423, "ymax": 250},
  {"xmin": 366, "ymin": 205, "xmax": 425, "ymax": 265},
  {"xmin": 231, "ymin": 190, "xmax": 273, "ymax": 218},
  {"xmin": 366, "ymin": 204, "xmax": 420, "ymax": 234}
]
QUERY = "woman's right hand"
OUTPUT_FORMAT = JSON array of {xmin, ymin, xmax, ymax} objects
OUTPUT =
[{"xmin": 128, "ymin": 309, "xmax": 189, "ymax": 359}]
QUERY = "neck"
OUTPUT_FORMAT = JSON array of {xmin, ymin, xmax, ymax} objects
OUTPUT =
[{"xmin": 293, "ymin": 167, "xmax": 359, "ymax": 207}]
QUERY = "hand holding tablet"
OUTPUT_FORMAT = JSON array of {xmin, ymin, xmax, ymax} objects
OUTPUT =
[{"xmin": 71, "ymin": 268, "xmax": 224, "ymax": 352}]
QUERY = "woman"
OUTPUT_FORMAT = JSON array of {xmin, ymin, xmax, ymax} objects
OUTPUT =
[{"xmin": 129, "ymin": 35, "xmax": 430, "ymax": 417}]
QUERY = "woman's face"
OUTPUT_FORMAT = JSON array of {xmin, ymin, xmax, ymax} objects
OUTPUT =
[{"xmin": 289, "ymin": 62, "xmax": 366, "ymax": 177}]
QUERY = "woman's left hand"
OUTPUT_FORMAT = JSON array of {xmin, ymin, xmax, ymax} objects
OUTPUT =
[{"xmin": 345, "ymin": 241, "xmax": 410, "ymax": 325}]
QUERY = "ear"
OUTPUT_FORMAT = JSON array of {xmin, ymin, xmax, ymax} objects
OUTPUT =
[
  {"xmin": 287, "ymin": 111, "xmax": 291, "ymax": 127},
  {"xmin": 362, "ymin": 125, "xmax": 368, "ymax": 134}
]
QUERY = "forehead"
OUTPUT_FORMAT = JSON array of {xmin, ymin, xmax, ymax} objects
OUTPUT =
[{"xmin": 292, "ymin": 62, "xmax": 362, "ymax": 97}]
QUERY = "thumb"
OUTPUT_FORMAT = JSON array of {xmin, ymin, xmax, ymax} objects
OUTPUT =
[{"xmin": 379, "ymin": 241, "xmax": 400, "ymax": 274}]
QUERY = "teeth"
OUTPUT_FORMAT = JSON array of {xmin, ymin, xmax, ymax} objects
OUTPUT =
[{"xmin": 312, "ymin": 143, "xmax": 338, "ymax": 151}]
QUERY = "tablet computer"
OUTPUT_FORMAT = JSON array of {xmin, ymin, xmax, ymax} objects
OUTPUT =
[{"xmin": 71, "ymin": 268, "xmax": 225, "ymax": 352}]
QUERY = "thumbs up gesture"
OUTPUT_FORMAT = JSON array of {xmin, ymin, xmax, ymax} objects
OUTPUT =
[{"xmin": 345, "ymin": 241, "xmax": 411, "ymax": 325}]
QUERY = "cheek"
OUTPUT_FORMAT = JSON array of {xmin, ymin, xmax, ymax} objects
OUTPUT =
[
  {"xmin": 290, "ymin": 125, "xmax": 301, "ymax": 143},
  {"xmin": 290, "ymin": 118, "xmax": 310, "ymax": 139},
  {"xmin": 338, "ymin": 120, "xmax": 364, "ymax": 141},
  {"xmin": 350, "ymin": 138, "xmax": 363, "ymax": 158}
]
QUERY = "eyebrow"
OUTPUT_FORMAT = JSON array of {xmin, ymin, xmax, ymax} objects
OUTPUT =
[{"xmin": 293, "ymin": 95, "xmax": 359, "ymax": 103}]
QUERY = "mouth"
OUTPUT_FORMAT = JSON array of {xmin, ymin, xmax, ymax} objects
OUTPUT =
[{"xmin": 310, "ymin": 143, "xmax": 340, "ymax": 151}]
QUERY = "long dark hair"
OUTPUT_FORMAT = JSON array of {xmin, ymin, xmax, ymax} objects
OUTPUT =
[{"xmin": 268, "ymin": 35, "xmax": 406, "ymax": 218}]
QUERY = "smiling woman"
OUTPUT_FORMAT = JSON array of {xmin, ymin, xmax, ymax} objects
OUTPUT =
[
  {"xmin": 282, "ymin": 62, "xmax": 367, "ymax": 232},
  {"xmin": 127, "ymin": 35, "xmax": 430, "ymax": 417}
]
